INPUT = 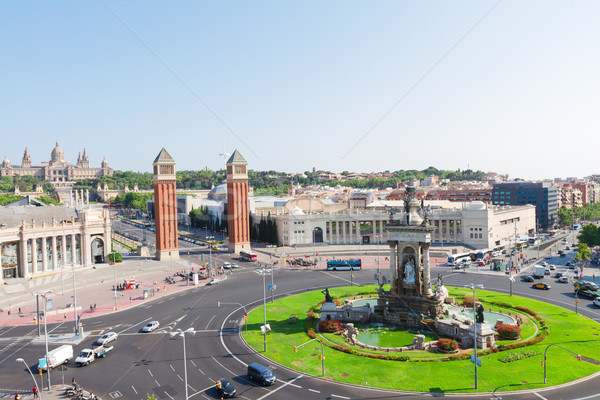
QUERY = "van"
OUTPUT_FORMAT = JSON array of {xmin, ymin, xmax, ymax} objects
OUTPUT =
[
  {"xmin": 38, "ymin": 344, "xmax": 73, "ymax": 371},
  {"xmin": 247, "ymin": 362, "xmax": 276, "ymax": 386}
]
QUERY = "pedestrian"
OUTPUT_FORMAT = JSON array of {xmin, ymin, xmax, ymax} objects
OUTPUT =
[
  {"xmin": 129, "ymin": 296, "xmax": 132, "ymax": 302},
  {"xmin": 32, "ymin": 386, "xmax": 38, "ymax": 399},
  {"xmin": 14, "ymin": 394, "xmax": 19, "ymax": 400},
  {"xmin": 64, "ymin": 313, "xmax": 67, "ymax": 319},
  {"xmin": 33, "ymin": 316, "xmax": 37, "ymax": 325},
  {"xmin": 93, "ymin": 303, "xmax": 96, "ymax": 310}
]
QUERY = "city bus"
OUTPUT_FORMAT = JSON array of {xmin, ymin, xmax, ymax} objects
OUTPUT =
[
  {"xmin": 447, "ymin": 252, "xmax": 472, "ymax": 265},
  {"xmin": 239, "ymin": 250, "xmax": 258, "ymax": 262},
  {"xmin": 326, "ymin": 259, "xmax": 362, "ymax": 271}
]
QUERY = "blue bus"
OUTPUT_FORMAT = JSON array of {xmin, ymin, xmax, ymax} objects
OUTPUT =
[{"xmin": 326, "ymin": 259, "xmax": 362, "ymax": 271}]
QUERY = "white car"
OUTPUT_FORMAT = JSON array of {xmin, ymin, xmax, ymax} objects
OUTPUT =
[
  {"xmin": 96, "ymin": 331, "xmax": 118, "ymax": 345},
  {"xmin": 142, "ymin": 321, "xmax": 160, "ymax": 332},
  {"xmin": 593, "ymin": 297, "xmax": 600, "ymax": 307},
  {"xmin": 222, "ymin": 263, "xmax": 231, "ymax": 269},
  {"xmin": 548, "ymin": 264, "xmax": 556, "ymax": 270},
  {"xmin": 540, "ymin": 261, "xmax": 548, "ymax": 267},
  {"xmin": 207, "ymin": 278, "xmax": 220, "ymax": 286},
  {"xmin": 231, "ymin": 263, "xmax": 239, "ymax": 269}
]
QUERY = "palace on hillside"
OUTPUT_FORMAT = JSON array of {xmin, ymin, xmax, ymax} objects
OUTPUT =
[{"xmin": 0, "ymin": 142, "xmax": 113, "ymax": 185}]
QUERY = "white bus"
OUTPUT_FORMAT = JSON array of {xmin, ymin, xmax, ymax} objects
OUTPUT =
[{"xmin": 447, "ymin": 252, "xmax": 471, "ymax": 266}]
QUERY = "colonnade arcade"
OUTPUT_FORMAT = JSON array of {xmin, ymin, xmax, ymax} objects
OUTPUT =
[
  {"xmin": 1, "ymin": 233, "xmax": 105, "ymax": 280},
  {"xmin": 323, "ymin": 219, "xmax": 387, "ymax": 244}
]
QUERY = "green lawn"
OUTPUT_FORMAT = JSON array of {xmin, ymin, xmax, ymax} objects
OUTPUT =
[{"xmin": 243, "ymin": 285, "xmax": 600, "ymax": 393}]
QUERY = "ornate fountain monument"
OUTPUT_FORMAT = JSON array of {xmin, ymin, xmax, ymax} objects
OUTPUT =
[
  {"xmin": 375, "ymin": 187, "xmax": 448, "ymax": 328},
  {"xmin": 320, "ymin": 187, "xmax": 498, "ymax": 350}
]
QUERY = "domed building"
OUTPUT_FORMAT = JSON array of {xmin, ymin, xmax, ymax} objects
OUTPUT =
[{"xmin": 0, "ymin": 143, "xmax": 113, "ymax": 186}]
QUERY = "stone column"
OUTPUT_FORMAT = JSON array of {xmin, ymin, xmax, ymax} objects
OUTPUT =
[
  {"xmin": 51, "ymin": 236, "xmax": 58, "ymax": 271},
  {"xmin": 356, "ymin": 221, "xmax": 360, "ymax": 243},
  {"xmin": 348, "ymin": 221, "xmax": 353, "ymax": 243},
  {"xmin": 372, "ymin": 220, "xmax": 377, "ymax": 242},
  {"xmin": 438, "ymin": 220, "xmax": 443, "ymax": 243},
  {"xmin": 379, "ymin": 220, "xmax": 384, "ymax": 238},
  {"xmin": 71, "ymin": 234, "xmax": 77, "ymax": 266},
  {"xmin": 41, "ymin": 237, "xmax": 48, "ymax": 273},
  {"xmin": 343, "ymin": 221, "xmax": 347, "ymax": 244},
  {"xmin": 423, "ymin": 243, "xmax": 432, "ymax": 295},
  {"xmin": 32, "ymin": 237, "xmax": 38, "ymax": 274},
  {"xmin": 389, "ymin": 243, "xmax": 397, "ymax": 291},
  {"xmin": 19, "ymin": 238, "xmax": 27, "ymax": 278},
  {"xmin": 454, "ymin": 220, "xmax": 458, "ymax": 243},
  {"xmin": 336, "ymin": 221, "xmax": 340, "ymax": 244},
  {"xmin": 61, "ymin": 235, "xmax": 67, "ymax": 268}
]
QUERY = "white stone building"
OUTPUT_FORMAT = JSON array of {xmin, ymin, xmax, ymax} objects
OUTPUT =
[{"xmin": 0, "ymin": 205, "xmax": 111, "ymax": 283}]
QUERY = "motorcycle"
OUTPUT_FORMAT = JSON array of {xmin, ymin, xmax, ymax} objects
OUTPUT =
[{"xmin": 64, "ymin": 385, "xmax": 81, "ymax": 397}]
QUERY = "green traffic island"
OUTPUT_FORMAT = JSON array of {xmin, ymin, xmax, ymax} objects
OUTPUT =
[{"xmin": 242, "ymin": 285, "xmax": 600, "ymax": 393}]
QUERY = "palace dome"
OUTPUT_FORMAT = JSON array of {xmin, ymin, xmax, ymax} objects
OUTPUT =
[{"xmin": 51, "ymin": 142, "xmax": 65, "ymax": 163}]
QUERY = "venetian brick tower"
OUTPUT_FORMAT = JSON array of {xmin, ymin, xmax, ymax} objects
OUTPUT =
[
  {"xmin": 226, "ymin": 150, "xmax": 250, "ymax": 253},
  {"xmin": 152, "ymin": 148, "xmax": 179, "ymax": 261}
]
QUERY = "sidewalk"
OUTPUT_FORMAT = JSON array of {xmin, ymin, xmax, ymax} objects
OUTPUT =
[
  {"xmin": 13, "ymin": 385, "xmax": 97, "ymax": 400},
  {"xmin": 0, "ymin": 255, "xmax": 214, "ymax": 328}
]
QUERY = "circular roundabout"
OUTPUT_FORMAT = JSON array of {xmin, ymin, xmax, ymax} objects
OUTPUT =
[{"xmin": 241, "ymin": 284, "xmax": 600, "ymax": 394}]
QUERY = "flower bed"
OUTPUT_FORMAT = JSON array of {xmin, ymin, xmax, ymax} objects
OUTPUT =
[
  {"xmin": 318, "ymin": 319, "xmax": 344, "ymax": 333},
  {"xmin": 496, "ymin": 323, "xmax": 521, "ymax": 340},
  {"xmin": 436, "ymin": 338, "xmax": 459, "ymax": 353}
]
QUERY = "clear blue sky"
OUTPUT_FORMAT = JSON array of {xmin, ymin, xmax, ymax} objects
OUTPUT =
[{"xmin": 2, "ymin": 1, "xmax": 599, "ymax": 180}]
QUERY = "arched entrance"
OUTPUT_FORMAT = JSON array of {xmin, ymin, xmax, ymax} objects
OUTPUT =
[
  {"xmin": 91, "ymin": 238, "xmax": 105, "ymax": 264},
  {"xmin": 313, "ymin": 227, "xmax": 323, "ymax": 243}
]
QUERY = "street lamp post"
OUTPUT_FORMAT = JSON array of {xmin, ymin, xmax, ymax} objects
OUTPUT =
[
  {"xmin": 111, "ymin": 250, "xmax": 118, "ymax": 311},
  {"xmin": 465, "ymin": 283, "xmax": 484, "ymax": 389},
  {"xmin": 72, "ymin": 263, "xmax": 78, "ymax": 335},
  {"xmin": 16, "ymin": 358, "xmax": 41, "ymax": 400},
  {"xmin": 293, "ymin": 338, "xmax": 325, "ymax": 376},
  {"xmin": 262, "ymin": 265, "xmax": 267, "ymax": 352},
  {"xmin": 34, "ymin": 290, "xmax": 53, "ymax": 391},
  {"xmin": 170, "ymin": 328, "xmax": 195, "ymax": 400}
]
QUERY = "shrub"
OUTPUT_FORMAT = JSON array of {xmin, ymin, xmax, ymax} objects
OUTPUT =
[
  {"xmin": 437, "ymin": 338, "xmax": 458, "ymax": 351},
  {"xmin": 462, "ymin": 296, "xmax": 476, "ymax": 307},
  {"xmin": 307, "ymin": 328, "xmax": 317, "ymax": 339},
  {"xmin": 288, "ymin": 314, "xmax": 298, "ymax": 324},
  {"xmin": 498, "ymin": 350, "xmax": 540, "ymax": 363},
  {"xmin": 318, "ymin": 319, "xmax": 344, "ymax": 333},
  {"xmin": 497, "ymin": 323, "xmax": 521, "ymax": 339},
  {"xmin": 108, "ymin": 253, "xmax": 122, "ymax": 263},
  {"xmin": 306, "ymin": 311, "xmax": 316, "ymax": 323}
]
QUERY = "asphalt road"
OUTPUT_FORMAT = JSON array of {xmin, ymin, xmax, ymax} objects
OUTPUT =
[{"xmin": 2, "ymin": 228, "xmax": 600, "ymax": 399}]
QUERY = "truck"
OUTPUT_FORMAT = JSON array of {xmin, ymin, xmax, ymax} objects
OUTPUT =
[
  {"xmin": 533, "ymin": 265, "xmax": 546, "ymax": 279},
  {"xmin": 75, "ymin": 345, "xmax": 113, "ymax": 366},
  {"xmin": 38, "ymin": 344, "xmax": 73, "ymax": 371}
]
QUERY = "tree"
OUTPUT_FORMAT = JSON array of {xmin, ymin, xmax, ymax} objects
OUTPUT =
[
  {"xmin": 557, "ymin": 206, "xmax": 573, "ymax": 226},
  {"xmin": 578, "ymin": 223, "xmax": 600, "ymax": 247},
  {"xmin": 575, "ymin": 242, "xmax": 591, "ymax": 262}
]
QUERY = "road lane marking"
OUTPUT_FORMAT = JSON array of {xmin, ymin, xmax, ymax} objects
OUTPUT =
[
  {"xmin": 211, "ymin": 356, "xmax": 238, "ymax": 376},
  {"xmin": 309, "ymin": 388, "xmax": 320, "ymax": 393},
  {"xmin": 255, "ymin": 375, "xmax": 303, "ymax": 400},
  {"xmin": 289, "ymin": 383, "xmax": 302, "ymax": 388},
  {"xmin": 205, "ymin": 314, "xmax": 216, "ymax": 330},
  {"xmin": 177, "ymin": 374, "xmax": 183, "ymax": 381},
  {"xmin": 147, "ymin": 369, "xmax": 154, "ymax": 377},
  {"xmin": 131, "ymin": 386, "xmax": 138, "ymax": 395},
  {"xmin": 331, "ymin": 395, "xmax": 350, "ymax": 399},
  {"xmin": 169, "ymin": 364, "xmax": 175, "ymax": 372},
  {"xmin": 533, "ymin": 392, "xmax": 548, "ymax": 400}
]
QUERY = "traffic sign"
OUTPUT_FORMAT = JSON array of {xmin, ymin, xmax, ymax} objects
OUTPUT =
[{"xmin": 471, "ymin": 354, "xmax": 482, "ymax": 367}]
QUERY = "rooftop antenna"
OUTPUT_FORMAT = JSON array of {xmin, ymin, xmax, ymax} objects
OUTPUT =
[{"xmin": 218, "ymin": 142, "xmax": 230, "ymax": 165}]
